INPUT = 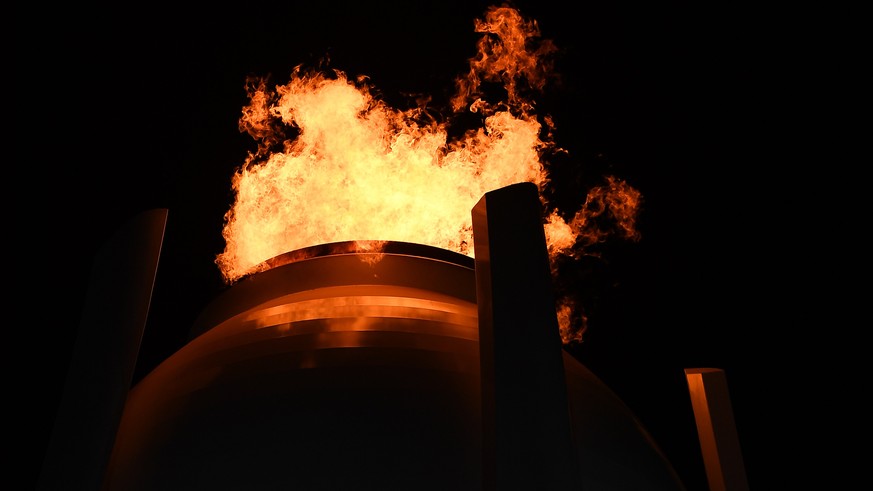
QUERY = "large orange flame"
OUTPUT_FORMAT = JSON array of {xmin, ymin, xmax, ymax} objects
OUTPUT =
[{"xmin": 216, "ymin": 5, "xmax": 642, "ymax": 344}]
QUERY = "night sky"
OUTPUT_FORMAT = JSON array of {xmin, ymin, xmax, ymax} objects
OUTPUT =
[{"xmin": 20, "ymin": 1, "xmax": 783, "ymax": 489}]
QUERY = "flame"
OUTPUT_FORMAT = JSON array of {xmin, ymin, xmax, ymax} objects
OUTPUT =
[
  {"xmin": 452, "ymin": 5, "xmax": 557, "ymax": 114},
  {"xmin": 544, "ymin": 175, "xmax": 642, "ymax": 258},
  {"xmin": 216, "ymin": 5, "xmax": 642, "ymax": 345}
]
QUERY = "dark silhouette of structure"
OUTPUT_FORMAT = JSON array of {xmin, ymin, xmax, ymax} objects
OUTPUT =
[{"xmin": 40, "ymin": 183, "xmax": 740, "ymax": 490}]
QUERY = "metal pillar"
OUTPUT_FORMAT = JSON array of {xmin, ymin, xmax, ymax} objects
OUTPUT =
[
  {"xmin": 685, "ymin": 368, "xmax": 748, "ymax": 491},
  {"xmin": 472, "ymin": 182, "xmax": 582, "ymax": 490},
  {"xmin": 38, "ymin": 209, "xmax": 167, "ymax": 491}
]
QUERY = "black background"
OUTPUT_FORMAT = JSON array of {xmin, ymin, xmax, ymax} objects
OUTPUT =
[{"xmin": 18, "ymin": 1, "xmax": 788, "ymax": 489}]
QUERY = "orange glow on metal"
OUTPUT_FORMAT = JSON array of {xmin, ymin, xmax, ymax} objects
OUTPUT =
[
  {"xmin": 201, "ymin": 284, "xmax": 479, "ymax": 355},
  {"xmin": 250, "ymin": 294, "xmax": 478, "ymax": 333},
  {"xmin": 685, "ymin": 368, "xmax": 749, "ymax": 491}
]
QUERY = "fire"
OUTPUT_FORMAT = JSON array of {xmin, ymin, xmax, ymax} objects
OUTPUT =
[
  {"xmin": 216, "ymin": 5, "xmax": 642, "ymax": 344},
  {"xmin": 545, "ymin": 175, "xmax": 642, "ymax": 256}
]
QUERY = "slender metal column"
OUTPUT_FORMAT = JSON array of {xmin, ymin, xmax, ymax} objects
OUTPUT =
[
  {"xmin": 472, "ymin": 182, "xmax": 582, "ymax": 490},
  {"xmin": 685, "ymin": 368, "xmax": 748, "ymax": 491},
  {"xmin": 38, "ymin": 209, "xmax": 167, "ymax": 491}
]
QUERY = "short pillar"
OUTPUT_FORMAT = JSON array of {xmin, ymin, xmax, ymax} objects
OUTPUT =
[{"xmin": 685, "ymin": 368, "xmax": 749, "ymax": 491}]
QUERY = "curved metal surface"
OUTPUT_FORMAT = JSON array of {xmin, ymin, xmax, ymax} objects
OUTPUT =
[{"xmin": 103, "ymin": 242, "xmax": 684, "ymax": 491}]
